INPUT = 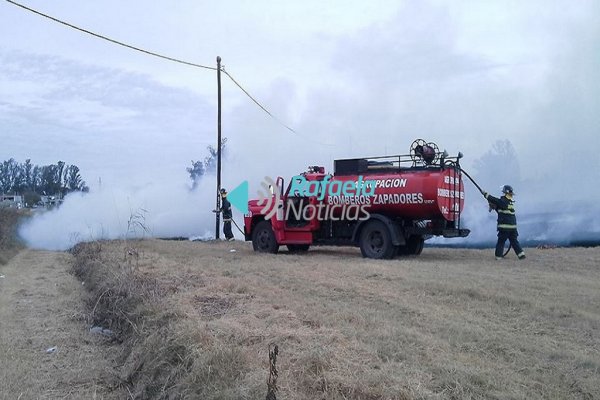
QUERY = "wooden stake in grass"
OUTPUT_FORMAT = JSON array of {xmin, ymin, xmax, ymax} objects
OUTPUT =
[{"xmin": 266, "ymin": 344, "xmax": 279, "ymax": 400}]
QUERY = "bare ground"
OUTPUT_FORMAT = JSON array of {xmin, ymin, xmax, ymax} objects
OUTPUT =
[{"xmin": 2, "ymin": 240, "xmax": 599, "ymax": 399}]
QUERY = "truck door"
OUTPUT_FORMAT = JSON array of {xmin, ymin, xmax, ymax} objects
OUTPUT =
[
  {"xmin": 284, "ymin": 176, "xmax": 320, "ymax": 232},
  {"xmin": 269, "ymin": 177, "xmax": 286, "ymax": 232}
]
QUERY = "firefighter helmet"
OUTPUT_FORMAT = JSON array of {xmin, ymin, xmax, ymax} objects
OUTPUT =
[
  {"xmin": 220, "ymin": 188, "xmax": 227, "ymax": 195},
  {"xmin": 502, "ymin": 185, "xmax": 514, "ymax": 195}
]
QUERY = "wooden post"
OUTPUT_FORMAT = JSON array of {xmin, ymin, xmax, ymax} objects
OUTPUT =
[{"xmin": 215, "ymin": 56, "xmax": 222, "ymax": 239}]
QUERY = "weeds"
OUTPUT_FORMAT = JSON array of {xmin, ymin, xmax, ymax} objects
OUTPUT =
[
  {"xmin": 71, "ymin": 241, "xmax": 258, "ymax": 399},
  {"xmin": 126, "ymin": 207, "xmax": 150, "ymax": 239}
]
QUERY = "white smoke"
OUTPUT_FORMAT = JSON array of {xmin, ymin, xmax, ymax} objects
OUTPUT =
[
  {"xmin": 443, "ymin": 139, "xmax": 600, "ymax": 246},
  {"xmin": 19, "ymin": 176, "xmax": 217, "ymax": 251}
]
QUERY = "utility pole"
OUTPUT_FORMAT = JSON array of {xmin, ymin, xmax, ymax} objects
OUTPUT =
[{"xmin": 215, "ymin": 56, "xmax": 222, "ymax": 239}]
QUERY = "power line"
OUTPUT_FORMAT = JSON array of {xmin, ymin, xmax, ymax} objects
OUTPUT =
[
  {"xmin": 223, "ymin": 69, "xmax": 335, "ymax": 146},
  {"xmin": 4, "ymin": 0, "xmax": 216, "ymax": 71},
  {"xmin": 222, "ymin": 69, "xmax": 298, "ymax": 135},
  {"xmin": 4, "ymin": 0, "xmax": 331, "ymax": 144}
]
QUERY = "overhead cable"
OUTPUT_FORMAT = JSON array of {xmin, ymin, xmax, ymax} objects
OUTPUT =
[
  {"xmin": 4, "ymin": 0, "xmax": 216, "ymax": 71},
  {"xmin": 222, "ymin": 69, "xmax": 298, "ymax": 135},
  {"xmin": 5, "ymin": 0, "xmax": 329, "ymax": 143}
]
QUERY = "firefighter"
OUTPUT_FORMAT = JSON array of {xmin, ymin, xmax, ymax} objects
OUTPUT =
[
  {"xmin": 217, "ymin": 188, "xmax": 234, "ymax": 241},
  {"xmin": 483, "ymin": 185, "xmax": 526, "ymax": 260}
]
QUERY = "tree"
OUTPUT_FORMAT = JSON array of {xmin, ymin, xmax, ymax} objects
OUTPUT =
[
  {"xmin": 39, "ymin": 164, "xmax": 59, "ymax": 195},
  {"xmin": 204, "ymin": 138, "xmax": 227, "ymax": 173},
  {"xmin": 0, "ymin": 159, "xmax": 22, "ymax": 194},
  {"xmin": 473, "ymin": 140, "xmax": 522, "ymax": 191},
  {"xmin": 64, "ymin": 165, "xmax": 85, "ymax": 192},
  {"xmin": 10, "ymin": 159, "xmax": 24, "ymax": 193},
  {"xmin": 187, "ymin": 160, "xmax": 205, "ymax": 189},
  {"xmin": 0, "ymin": 159, "xmax": 12, "ymax": 193},
  {"xmin": 32, "ymin": 165, "xmax": 41, "ymax": 193},
  {"xmin": 186, "ymin": 138, "xmax": 228, "ymax": 189},
  {"xmin": 23, "ymin": 159, "xmax": 33, "ymax": 191},
  {"xmin": 56, "ymin": 161, "xmax": 65, "ymax": 194}
]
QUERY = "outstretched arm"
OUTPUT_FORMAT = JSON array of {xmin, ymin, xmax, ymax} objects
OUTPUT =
[{"xmin": 484, "ymin": 192, "xmax": 508, "ymax": 209}]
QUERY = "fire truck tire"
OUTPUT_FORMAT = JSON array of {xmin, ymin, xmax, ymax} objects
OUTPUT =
[
  {"xmin": 407, "ymin": 236, "xmax": 424, "ymax": 255},
  {"xmin": 287, "ymin": 244, "xmax": 310, "ymax": 253},
  {"xmin": 359, "ymin": 220, "xmax": 396, "ymax": 259},
  {"xmin": 252, "ymin": 221, "xmax": 279, "ymax": 253},
  {"xmin": 412, "ymin": 237, "xmax": 424, "ymax": 255},
  {"xmin": 397, "ymin": 236, "xmax": 424, "ymax": 256}
]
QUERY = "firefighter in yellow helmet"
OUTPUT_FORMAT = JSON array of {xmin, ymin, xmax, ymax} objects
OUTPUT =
[
  {"xmin": 218, "ymin": 188, "xmax": 234, "ymax": 241},
  {"xmin": 483, "ymin": 185, "xmax": 526, "ymax": 260}
]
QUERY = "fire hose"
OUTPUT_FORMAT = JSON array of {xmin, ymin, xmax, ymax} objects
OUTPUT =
[
  {"xmin": 458, "ymin": 167, "xmax": 512, "ymax": 257},
  {"xmin": 212, "ymin": 209, "xmax": 245, "ymax": 236},
  {"xmin": 231, "ymin": 218, "xmax": 245, "ymax": 235},
  {"xmin": 457, "ymin": 168, "xmax": 484, "ymax": 196}
]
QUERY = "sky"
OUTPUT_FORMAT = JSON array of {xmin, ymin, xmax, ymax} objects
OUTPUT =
[{"xmin": 1, "ymin": 0, "xmax": 599, "ymax": 249}]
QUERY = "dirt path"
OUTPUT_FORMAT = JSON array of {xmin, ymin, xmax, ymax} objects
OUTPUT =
[{"xmin": 0, "ymin": 249, "xmax": 121, "ymax": 399}]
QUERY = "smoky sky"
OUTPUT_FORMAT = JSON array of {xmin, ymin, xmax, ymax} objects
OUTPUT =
[
  {"xmin": 2, "ymin": 0, "xmax": 599, "ymax": 249},
  {"xmin": 0, "ymin": 50, "xmax": 215, "ymax": 185}
]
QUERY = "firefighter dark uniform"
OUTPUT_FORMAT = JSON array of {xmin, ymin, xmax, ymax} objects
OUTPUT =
[
  {"xmin": 220, "ymin": 189, "xmax": 234, "ymax": 241},
  {"xmin": 484, "ymin": 185, "xmax": 526, "ymax": 260}
]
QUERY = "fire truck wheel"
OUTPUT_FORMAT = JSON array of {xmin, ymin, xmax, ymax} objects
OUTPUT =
[
  {"xmin": 287, "ymin": 244, "xmax": 310, "ymax": 253},
  {"xmin": 252, "ymin": 221, "xmax": 279, "ymax": 253},
  {"xmin": 399, "ymin": 236, "xmax": 424, "ymax": 256},
  {"xmin": 359, "ymin": 220, "xmax": 396, "ymax": 259},
  {"xmin": 410, "ymin": 236, "xmax": 424, "ymax": 255}
]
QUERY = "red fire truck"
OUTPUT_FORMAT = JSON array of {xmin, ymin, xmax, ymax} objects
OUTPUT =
[{"xmin": 243, "ymin": 140, "xmax": 470, "ymax": 259}]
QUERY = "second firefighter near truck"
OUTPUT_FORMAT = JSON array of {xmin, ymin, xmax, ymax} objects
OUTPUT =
[{"xmin": 214, "ymin": 188, "xmax": 234, "ymax": 241}]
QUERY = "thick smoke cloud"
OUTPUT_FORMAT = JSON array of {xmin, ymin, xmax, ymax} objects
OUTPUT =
[{"xmin": 19, "ymin": 177, "xmax": 216, "ymax": 251}]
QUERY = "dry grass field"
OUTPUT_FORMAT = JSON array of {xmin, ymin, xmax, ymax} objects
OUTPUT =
[
  {"xmin": 0, "ymin": 249, "xmax": 122, "ymax": 399},
  {"xmin": 63, "ymin": 239, "xmax": 599, "ymax": 399}
]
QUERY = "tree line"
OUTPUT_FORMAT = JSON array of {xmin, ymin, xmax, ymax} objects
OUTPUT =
[{"xmin": 0, "ymin": 158, "xmax": 88, "ymax": 198}]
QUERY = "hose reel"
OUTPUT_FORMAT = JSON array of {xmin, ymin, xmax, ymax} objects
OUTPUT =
[{"xmin": 410, "ymin": 139, "xmax": 440, "ymax": 165}]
